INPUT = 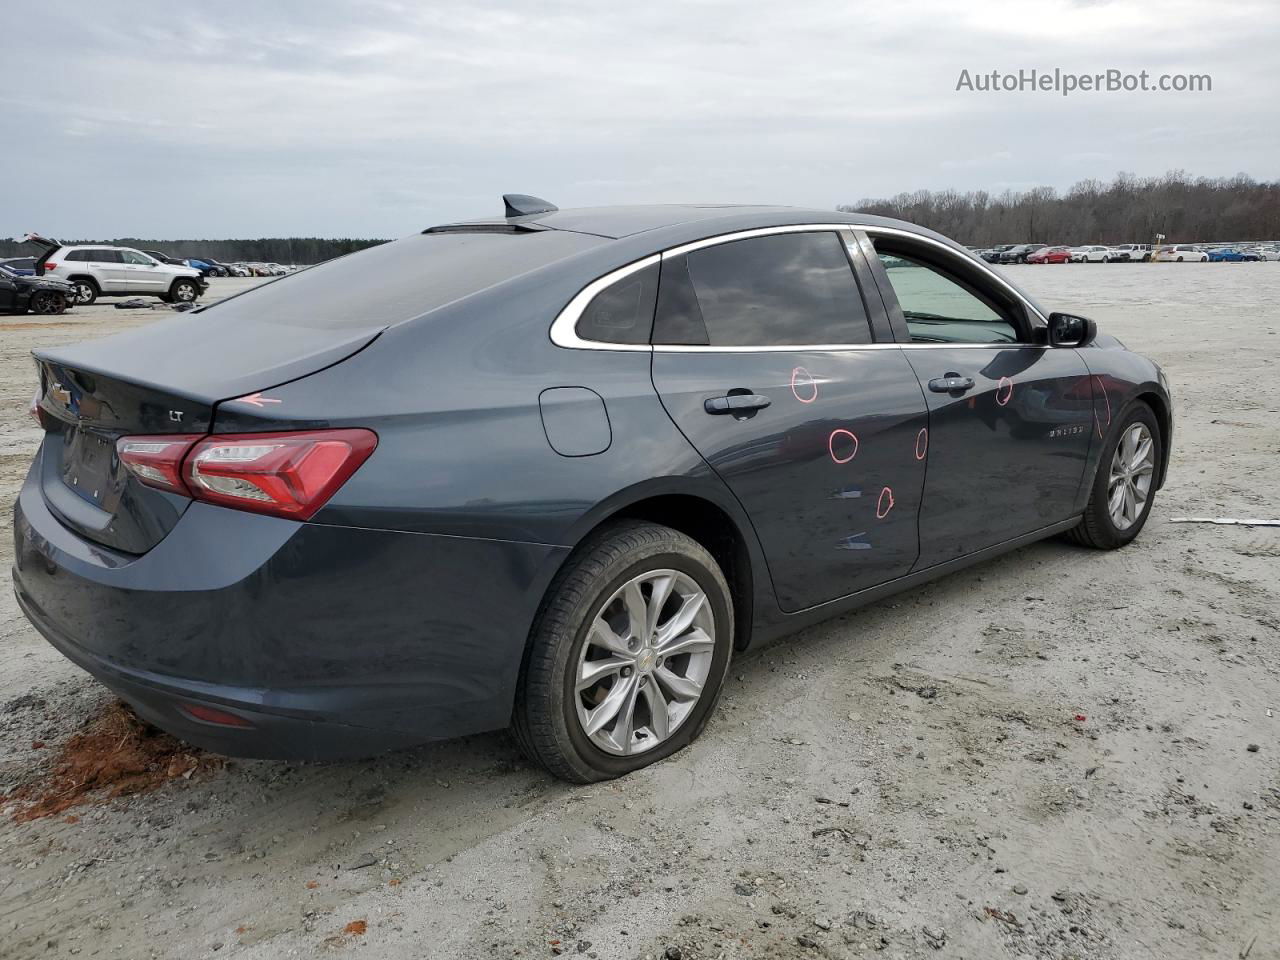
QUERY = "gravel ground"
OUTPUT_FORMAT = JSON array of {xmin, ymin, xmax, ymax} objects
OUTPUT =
[{"xmin": 1, "ymin": 265, "xmax": 1277, "ymax": 960}]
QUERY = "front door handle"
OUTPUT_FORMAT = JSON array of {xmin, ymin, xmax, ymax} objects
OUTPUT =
[
  {"xmin": 928, "ymin": 374, "xmax": 975, "ymax": 394},
  {"xmin": 704, "ymin": 393, "xmax": 772, "ymax": 415}
]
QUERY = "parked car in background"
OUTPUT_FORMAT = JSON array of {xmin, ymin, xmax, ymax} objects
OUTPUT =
[
  {"xmin": 26, "ymin": 235, "xmax": 207, "ymax": 305},
  {"xmin": 1071, "ymin": 245, "xmax": 1114, "ymax": 263},
  {"xmin": 0, "ymin": 261, "xmax": 75, "ymax": 314},
  {"xmin": 13, "ymin": 199, "xmax": 1173, "ymax": 781},
  {"xmin": 1027, "ymin": 245, "xmax": 1072, "ymax": 264},
  {"xmin": 1252, "ymin": 245, "xmax": 1280, "ymax": 261},
  {"xmin": 184, "ymin": 258, "xmax": 219, "ymax": 277},
  {"xmin": 999, "ymin": 243, "xmax": 1046, "ymax": 264},
  {"xmin": 1155, "ymin": 245, "xmax": 1208, "ymax": 262},
  {"xmin": 264, "ymin": 262, "xmax": 289, "ymax": 276},
  {"xmin": 1111, "ymin": 244, "xmax": 1153, "ymax": 262},
  {"xmin": 0, "ymin": 256, "xmax": 37, "ymax": 276},
  {"xmin": 226, "ymin": 262, "xmax": 252, "ymax": 277},
  {"xmin": 143, "ymin": 250, "xmax": 190, "ymax": 267},
  {"xmin": 981, "ymin": 244, "xmax": 1016, "ymax": 263},
  {"xmin": 1207, "ymin": 247, "xmax": 1261, "ymax": 262},
  {"xmin": 199, "ymin": 259, "xmax": 232, "ymax": 277}
]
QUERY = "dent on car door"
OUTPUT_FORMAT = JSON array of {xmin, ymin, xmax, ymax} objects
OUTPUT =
[
  {"xmin": 862, "ymin": 233, "xmax": 1093, "ymax": 568},
  {"xmin": 649, "ymin": 229, "xmax": 929, "ymax": 613}
]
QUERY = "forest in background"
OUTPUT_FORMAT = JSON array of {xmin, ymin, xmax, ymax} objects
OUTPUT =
[
  {"xmin": 0, "ymin": 236, "xmax": 387, "ymax": 264},
  {"xmin": 844, "ymin": 171, "xmax": 1280, "ymax": 246}
]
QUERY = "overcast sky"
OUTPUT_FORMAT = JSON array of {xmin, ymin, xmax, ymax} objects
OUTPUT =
[{"xmin": 5, "ymin": 0, "xmax": 1275, "ymax": 239}]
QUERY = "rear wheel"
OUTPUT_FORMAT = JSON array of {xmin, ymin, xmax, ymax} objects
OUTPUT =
[
  {"xmin": 69, "ymin": 279, "xmax": 98, "ymax": 305},
  {"xmin": 29, "ymin": 290, "xmax": 68, "ymax": 315},
  {"xmin": 513, "ymin": 521, "xmax": 733, "ymax": 782},
  {"xmin": 1065, "ymin": 403, "xmax": 1161, "ymax": 549}
]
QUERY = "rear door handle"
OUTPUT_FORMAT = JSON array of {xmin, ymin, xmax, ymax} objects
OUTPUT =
[
  {"xmin": 928, "ymin": 375, "xmax": 975, "ymax": 394},
  {"xmin": 704, "ymin": 393, "xmax": 772, "ymax": 415}
]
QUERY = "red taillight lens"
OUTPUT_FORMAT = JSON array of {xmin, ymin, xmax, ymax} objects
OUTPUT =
[
  {"xmin": 43, "ymin": 262, "xmax": 57, "ymax": 271},
  {"xmin": 117, "ymin": 429, "xmax": 377, "ymax": 520},
  {"xmin": 183, "ymin": 429, "xmax": 377, "ymax": 520},
  {"xmin": 117, "ymin": 435, "xmax": 201, "ymax": 493}
]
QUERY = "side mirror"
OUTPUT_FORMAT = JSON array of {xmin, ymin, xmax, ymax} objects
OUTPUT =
[{"xmin": 1047, "ymin": 311, "xmax": 1097, "ymax": 347}]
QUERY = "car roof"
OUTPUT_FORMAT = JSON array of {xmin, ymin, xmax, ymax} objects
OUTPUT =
[{"xmin": 436, "ymin": 202, "xmax": 950, "ymax": 248}]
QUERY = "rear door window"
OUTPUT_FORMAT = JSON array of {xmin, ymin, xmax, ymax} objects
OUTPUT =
[{"xmin": 653, "ymin": 231, "xmax": 872, "ymax": 346}]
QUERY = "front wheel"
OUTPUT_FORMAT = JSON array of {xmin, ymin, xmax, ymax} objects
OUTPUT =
[
  {"xmin": 513, "ymin": 521, "xmax": 734, "ymax": 782},
  {"xmin": 169, "ymin": 279, "xmax": 200, "ymax": 303},
  {"xmin": 1065, "ymin": 403, "xmax": 1161, "ymax": 550},
  {"xmin": 29, "ymin": 290, "xmax": 68, "ymax": 315}
]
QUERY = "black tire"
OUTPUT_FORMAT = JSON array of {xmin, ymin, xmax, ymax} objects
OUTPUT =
[
  {"xmin": 29, "ymin": 290, "xmax": 67, "ymax": 315},
  {"xmin": 169, "ymin": 279, "xmax": 200, "ymax": 303},
  {"xmin": 1064, "ymin": 402, "xmax": 1161, "ymax": 550},
  {"xmin": 512, "ymin": 521, "xmax": 734, "ymax": 783},
  {"xmin": 68, "ymin": 278, "xmax": 98, "ymax": 306}
]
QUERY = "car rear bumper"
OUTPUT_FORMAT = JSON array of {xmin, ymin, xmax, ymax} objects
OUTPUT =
[{"xmin": 12, "ymin": 457, "xmax": 569, "ymax": 761}]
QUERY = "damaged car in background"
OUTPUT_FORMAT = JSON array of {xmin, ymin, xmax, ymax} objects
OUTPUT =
[{"xmin": 1, "ymin": 261, "xmax": 74, "ymax": 315}]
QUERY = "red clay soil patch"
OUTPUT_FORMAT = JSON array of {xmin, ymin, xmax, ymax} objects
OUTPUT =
[
  {"xmin": 343, "ymin": 920, "xmax": 368, "ymax": 936},
  {"xmin": 6, "ymin": 701, "xmax": 222, "ymax": 822}
]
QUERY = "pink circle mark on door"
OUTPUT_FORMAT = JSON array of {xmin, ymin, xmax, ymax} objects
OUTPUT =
[
  {"xmin": 828, "ymin": 428, "xmax": 859, "ymax": 464},
  {"xmin": 790, "ymin": 367, "xmax": 819, "ymax": 404},
  {"xmin": 876, "ymin": 486, "xmax": 895, "ymax": 519}
]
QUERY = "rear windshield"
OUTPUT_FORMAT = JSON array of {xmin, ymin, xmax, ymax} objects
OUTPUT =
[{"xmin": 199, "ymin": 230, "xmax": 605, "ymax": 329}]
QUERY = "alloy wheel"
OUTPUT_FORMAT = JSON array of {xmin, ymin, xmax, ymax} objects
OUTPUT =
[
  {"xmin": 31, "ymin": 291, "xmax": 62, "ymax": 315},
  {"xmin": 574, "ymin": 569, "xmax": 716, "ymax": 756},
  {"xmin": 175, "ymin": 283, "xmax": 196, "ymax": 301},
  {"xmin": 1107, "ymin": 422, "xmax": 1155, "ymax": 530},
  {"xmin": 73, "ymin": 283, "xmax": 94, "ymax": 304}
]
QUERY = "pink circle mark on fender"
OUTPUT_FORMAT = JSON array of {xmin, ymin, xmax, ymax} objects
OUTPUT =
[
  {"xmin": 876, "ymin": 486, "xmax": 895, "ymax": 519},
  {"xmin": 790, "ymin": 366, "xmax": 819, "ymax": 404},
  {"xmin": 1093, "ymin": 375, "xmax": 1112, "ymax": 438},
  {"xmin": 914, "ymin": 427, "xmax": 928, "ymax": 460},
  {"xmin": 828, "ymin": 428, "xmax": 859, "ymax": 464},
  {"xmin": 995, "ymin": 376, "xmax": 1014, "ymax": 406}
]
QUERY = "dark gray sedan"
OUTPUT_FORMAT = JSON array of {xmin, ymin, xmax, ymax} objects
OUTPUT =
[{"xmin": 13, "ymin": 198, "xmax": 1171, "ymax": 781}]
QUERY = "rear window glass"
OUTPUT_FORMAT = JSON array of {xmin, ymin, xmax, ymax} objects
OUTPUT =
[
  {"xmin": 200, "ymin": 230, "xmax": 605, "ymax": 329},
  {"xmin": 574, "ymin": 262, "xmax": 658, "ymax": 345}
]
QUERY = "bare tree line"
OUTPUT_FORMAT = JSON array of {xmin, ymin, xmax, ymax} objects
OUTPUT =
[{"xmin": 842, "ymin": 171, "xmax": 1280, "ymax": 246}]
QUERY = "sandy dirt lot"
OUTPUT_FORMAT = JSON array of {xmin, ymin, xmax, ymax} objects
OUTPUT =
[{"xmin": 1, "ymin": 265, "xmax": 1277, "ymax": 960}]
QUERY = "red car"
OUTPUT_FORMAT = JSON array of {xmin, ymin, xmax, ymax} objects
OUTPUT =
[{"xmin": 1027, "ymin": 245, "xmax": 1072, "ymax": 264}]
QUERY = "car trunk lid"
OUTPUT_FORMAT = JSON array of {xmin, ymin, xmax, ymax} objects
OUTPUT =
[{"xmin": 32, "ymin": 318, "xmax": 383, "ymax": 554}]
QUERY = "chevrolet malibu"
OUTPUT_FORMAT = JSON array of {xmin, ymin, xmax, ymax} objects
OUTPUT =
[{"xmin": 13, "ymin": 198, "xmax": 1172, "ymax": 782}]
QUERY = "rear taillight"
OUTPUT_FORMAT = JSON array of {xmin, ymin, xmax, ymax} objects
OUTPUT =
[
  {"xmin": 116, "ymin": 429, "xmax": 377, "ymax": 520},
  {"xmin": 43, "ymin": 262, "xmax": 56, "ymax": 271},
  {"xmin": 118, "ymin": 435, "xmax": 201, "ymax": 493}
]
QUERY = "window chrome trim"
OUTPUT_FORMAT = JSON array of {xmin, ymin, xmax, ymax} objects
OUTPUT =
[
  {"xmin": 657, "ymin": 223, "xmax": 856, "ymax": 260},
  {"xmin": 548, "ymin": 253, "xmax": 660, "ymax": 351},
  {"xmin": 651, "ymin": 342, "xmax": 1045, "ymax": 353},
  {"xmin": 548, "ymin": 221, "xmax": 1049, "ymax": 351}
]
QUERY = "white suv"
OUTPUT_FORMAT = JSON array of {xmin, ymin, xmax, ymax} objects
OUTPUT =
[{"xmin": 25, "ymin": 235, "xmax": 207, "ymax": 306}]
